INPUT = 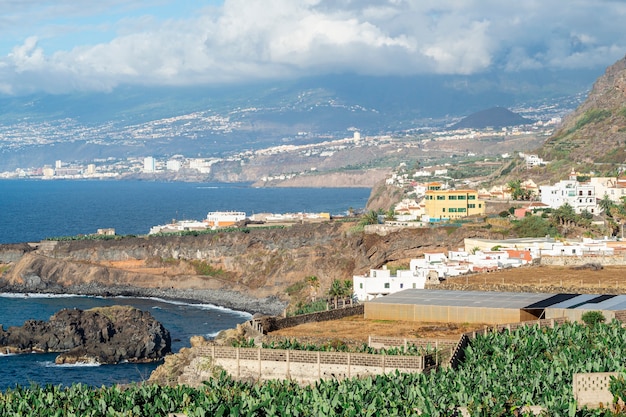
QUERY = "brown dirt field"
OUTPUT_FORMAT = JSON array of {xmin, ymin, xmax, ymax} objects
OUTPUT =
[
  {"xmin": 268, "ymin": 315, "xmax": 486, "ymax": 344},
  {"xmin": 442, "ymin": 265, "xmax": 626, "ymax": 293}
]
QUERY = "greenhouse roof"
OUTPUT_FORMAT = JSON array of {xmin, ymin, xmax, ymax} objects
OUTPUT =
[
  {"xmin": 367, "ymin": 289, "xmax": 556, "ymax": 310},
  {"xmin": 368, "ymin": 290, "xmax": 626, "ymax": 311}
]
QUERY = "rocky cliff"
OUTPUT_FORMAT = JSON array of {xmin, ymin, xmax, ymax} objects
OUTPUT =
[
  {"xmin": 0, "ymin": 306, "xmax": 170, "ymax": 364},
  {"xmin": 0, "ymin": 222, "xmax": 498, "ymax": 314},
  {"xmin": 539, "ymin": 54, "xmax": 626, "ymax": 168}
]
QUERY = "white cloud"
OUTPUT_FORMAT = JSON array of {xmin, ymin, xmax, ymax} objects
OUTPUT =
[{"xmin": 0, "ymin": 0, "xmax": 625, "ymax": 95}]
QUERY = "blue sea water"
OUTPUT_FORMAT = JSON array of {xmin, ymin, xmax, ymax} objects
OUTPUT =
[
  {"xmin": 0, "ymin": 180, "xmax": 370, "ymax": 244},
  {"xmin": 0, "ymin": 180, "xmax": 370, "ymax": 389},
  {"xmin": 0, "ymin": 293, "xmax": 251, "ymax": 390}
]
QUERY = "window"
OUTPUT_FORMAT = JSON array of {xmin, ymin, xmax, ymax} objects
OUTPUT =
[
  {"xmin": 468, "ymin": 195, "xmax": 476, "ymax": 200},
  {"xmin": 458, "ymin": 195, "xmax": 466, "ymax": 200},
  {"xmin": 412, "ymin": 283, "xmax": 416, "ymax": 289},
  {"xmin": 437, "ymin": 195, "xmax": 445, "ymax": 200},
  {"xmin": 442, "ymin": 208, "xmax": 446, "ymax": 212},
  {"xmin": 588, "ymin": 190, "xmax": 592, "ymax": 196},
  {"xmin": 458, "ymin": 208, "xmax": 467, "ymax": 212},
  {"xmin": 400, "ymin": 283, "xmax": 404, "ymax": 289},
  {"xmin": 448, "ymin": 195, "xmax": 457, "ymax": 200},
  {"xmin": 579, "ymin": 190, "xmax": 583, "ymax": 196},
  {"xmin": 479, "ymin": 204, "xmax": 482, "ymax": 208},
  {"xmin": 359, "ymin": 283, "xmax": 363, "ymax": 289},
  {"xmin": 448, "ymin": 208, "xmax": 457, "ymax": 213},
  {"xmin": 468, "ymin": 203, "xmax": 476, "ymax": 208},
  {"xmin": 384, "ymin": 283, "xmax": 390, "ymax": 289}
]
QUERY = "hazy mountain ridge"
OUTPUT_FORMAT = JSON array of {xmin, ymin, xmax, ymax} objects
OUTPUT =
[
  {"xmin": 539, "ymin": 54, "xmax": 626, "ymax": 168},
  {"xmin": 452, "ymin": 107, "xmax": 532, "ymax": 129},
  {"xmin": 0, "ymin": 71, "xmax": 600, "ymax": 172}
]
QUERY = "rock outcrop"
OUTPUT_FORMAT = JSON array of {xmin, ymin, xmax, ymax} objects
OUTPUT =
[
  {"xmin": 540, "ymin": 54, "xmax": 626, "ymax": 166},
  {"xmin": 0, "ymin": 305, "xmax": 171, "ymax": 364}
]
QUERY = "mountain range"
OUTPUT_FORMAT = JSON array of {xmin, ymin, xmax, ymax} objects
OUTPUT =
[{"xmin": 0, "ymin": 69, "xmax": 601, "ymax": 172}]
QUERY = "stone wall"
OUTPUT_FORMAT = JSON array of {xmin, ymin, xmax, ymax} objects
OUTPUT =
[
  {"xmin": 540, "ymin": 254, "xmax": 626, "ymax": 266},
  {"xmin": 258, "ymin": 305, "xmax": 364, "ymax": 333},
  {"xmin": 197, "ymin": 345, "xmax": 431, "ymax": 384}
]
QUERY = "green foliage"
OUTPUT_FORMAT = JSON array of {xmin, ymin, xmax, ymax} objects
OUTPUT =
[
  {"xmin": 45, "ymin": 234, "xmax": 135, "ymax": 241},
  {"xmin": 358, "ymin": 210, "xmax": 381, "ymax": 226},
  {"xmin": 190, "ymin": 260, "xmax": 226, "ymax": 277},
  {"xmin": 5, "ymin": 321, "xmax": 626, "ymax": 415},
  {"xmin": 285, "ymin": 280, "xmax": 308, "ymax": 296},
  {"xmin": 248, "ymin": 338, "xmax": 435, "ymax": 356},
  {"xmin": 289, "ymin": 300, "xmax": 328, "ymax": 316},
  {"xmin": 573, "ymin": 108, "xmax": 612, "ymax": 131},
  {"xmin": 512, "ymin": 215, "xmax": 558, "ymax": 238},
  {"xmin": 581, "ymin": 311, "xmax": 606, "ymax": 326},
  {"xmin": 498, "ymin": 210, "xmax": 510, "ymax": 218}
]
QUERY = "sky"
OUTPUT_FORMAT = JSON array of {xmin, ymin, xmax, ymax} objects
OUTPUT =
[{"xmin": 1, "ymin": 0, "xmax": 625, "ymax": 96}]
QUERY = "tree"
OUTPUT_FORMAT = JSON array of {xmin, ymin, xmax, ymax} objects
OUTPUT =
[
  {"xmin": 599, "ymin": 193, "xmax": 615, "ymax": 214},
  {"xmin": 513, "ymin": 215, "xmax": 557, "ymax": 238},
  {"xmin": 507, "ymin": 179, "xmax": 523, "ymax": 200},
  {"xmin": 359, "ymin": 210, "xmax": 380, "ymax": 226},
  {"xmin": 306, "ymin": 275, "xmax": 320, "ymax": 301},
  {"xmin": 328, "ymin": 279, "xmax": 344, "ymax": 308},
  {"xmin": 581, "ymin": 311, "xmax": 605, "ymax": 327}
]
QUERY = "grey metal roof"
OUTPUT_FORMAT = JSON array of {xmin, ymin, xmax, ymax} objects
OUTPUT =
[{"xmin": 367, "ymin": 289, "xmax": 557, "ymax": 309}]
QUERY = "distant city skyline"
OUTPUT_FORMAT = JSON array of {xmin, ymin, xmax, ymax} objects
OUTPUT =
[{"xmin": 0, "ymin": 1, "xmax": 625, "ymax": 96}]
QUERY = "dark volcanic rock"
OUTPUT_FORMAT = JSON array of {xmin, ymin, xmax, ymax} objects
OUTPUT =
[{"xmin": 0, "ymin": 306, "xmax": 170, "ymax": 364}]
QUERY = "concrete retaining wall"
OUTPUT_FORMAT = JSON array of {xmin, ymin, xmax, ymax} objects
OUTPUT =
[{"xmin": 197, "ymin": 345, "xmax": 431, "ymax": 383}]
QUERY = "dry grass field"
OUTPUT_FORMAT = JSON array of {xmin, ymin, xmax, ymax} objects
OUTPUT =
[{"xmin": 443, "ymin": 264, "xmax": 626, "ymax": 292}]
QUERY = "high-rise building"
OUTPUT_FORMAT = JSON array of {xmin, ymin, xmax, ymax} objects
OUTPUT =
[{"xmin": 144, "ymin": 157, "xmax": 155, "ymax": 173}]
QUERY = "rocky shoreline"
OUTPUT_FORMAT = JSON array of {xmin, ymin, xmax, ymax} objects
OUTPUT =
[
  {"xmin": 0, "ymin": 281, "xmax": 286, "ymax": 316},
  {"xmin": 0, "ymin": 306, "xmax": 171, "ymax": 364}
]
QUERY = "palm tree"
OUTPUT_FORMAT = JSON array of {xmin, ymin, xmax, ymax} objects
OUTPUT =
[
  {"xmin": 328, "ymin": 279, "xmax": 344, "ymax": 308},
  {"xmin": 306, "ymin": 275, "xmax": 320, "ymax": 301},
  {"xmin": 599, "ymin": 194, "xmax": 615, "ymax": 235},
  {"xmin": 359, "ymin": 210, "xmax": 380, "ymax": 226}
]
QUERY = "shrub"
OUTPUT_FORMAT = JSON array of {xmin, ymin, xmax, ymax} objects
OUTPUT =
[{"xmin": 581, "ymin": 311, "xmax": 606, "ymax": 326}]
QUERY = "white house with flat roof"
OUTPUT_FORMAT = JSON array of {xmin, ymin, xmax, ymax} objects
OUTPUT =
[
  {"xmin": 353, "ymin": 263, "xmax": 428, "ymax": 301},
  {"xmin": 540, "ymin": 179, "xmax": 598, "ymax": 214}
]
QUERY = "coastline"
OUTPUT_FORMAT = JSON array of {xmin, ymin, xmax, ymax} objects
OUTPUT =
[{"xmin": 0, "ymin": 282, "xmax": 286, "ymax": 316}]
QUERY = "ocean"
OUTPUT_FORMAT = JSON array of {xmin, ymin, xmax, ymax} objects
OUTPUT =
[{"xmin": 0, "ymin": 180, "xmax": 371, "ymax": 389}]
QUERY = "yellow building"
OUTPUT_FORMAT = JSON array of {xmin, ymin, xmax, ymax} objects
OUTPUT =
[{"xmin": 424, "ymin": 183, "xmax": 485, "ymax": 220}]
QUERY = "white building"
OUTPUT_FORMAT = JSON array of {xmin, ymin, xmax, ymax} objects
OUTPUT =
[
  {"xmin": 588, "ymin": 177, "xmax": 626, "ymax": 205},
  {"xmin": 540, "ymin": 175, "xmax": 598, "ymax": 214},
  {"xmin": 166, "ymin": 160, "xmax": 182, "ymax": 172},
  {"xmin": 143, "ymin": 157, "xmax": 155, "ymax": 173},
  {"xmin": 353, "ymin": 263, "xmax": 428, "ymax": 301}
]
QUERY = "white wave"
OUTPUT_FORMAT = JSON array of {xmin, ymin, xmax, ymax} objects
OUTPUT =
[
  {"xmin": 0, "ymin": 352, "xmax": 16, "ymax": 357},
  {"xmin": 196, "ymin": 186, "xmax": 219, "ymax": 189},
  {"xmin": 121, "ymin": 296, "xmax": 252, "ymax": 318},
  {"xmin": 206, "ymin": 330, "xmax": 221, "ymax": 338},
  {"xmin": 43, "ymin": 360, "xmax": 101, "ymax": 368},
  {"xmin": 0, "ymin": 293, "xmax": 251, "ymax": 318},
  {"xmin": 0, "ymin": 292, "xmax": 89, "ymax": 299}
]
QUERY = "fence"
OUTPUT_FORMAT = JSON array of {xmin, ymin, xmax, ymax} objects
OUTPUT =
[{"xmin": 196, "ymin": 345, "xmax": 435, "ymax": 384}]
